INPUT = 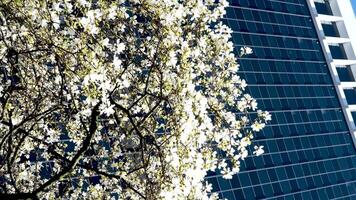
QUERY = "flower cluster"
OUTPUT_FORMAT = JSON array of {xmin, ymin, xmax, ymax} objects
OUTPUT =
[{"xmin": 0, "ymin": 0, "xmax": 270, "ymax": 199}]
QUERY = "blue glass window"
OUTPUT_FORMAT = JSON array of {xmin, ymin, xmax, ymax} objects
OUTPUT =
[
  {"xmin": 329, "ymin": 44, "xmax": 348, "ymax": 59},
  {"xmin": 344, "ymin": 89, "xmax": 356, "ymax": 104},
  {"xmin": 315, "ymin": 1, "xmax": 333, "ymax": 15},
  {"xmin": 322, "ymin": 22, "xmax": 339, "ymax": 37}
]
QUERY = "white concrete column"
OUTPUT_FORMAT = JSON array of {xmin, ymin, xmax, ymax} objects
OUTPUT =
[{"xmin": 335, "ymin": 0, "xmax": 356, "ymax": 52}]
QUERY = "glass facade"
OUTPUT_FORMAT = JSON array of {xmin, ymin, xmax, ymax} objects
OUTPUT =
[{"xmin": 206, "ymin": 0, "xmax": 356, "ymax": 199}]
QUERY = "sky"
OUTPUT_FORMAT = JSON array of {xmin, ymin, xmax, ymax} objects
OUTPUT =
[{"xmin": 352, "ymin": 0, "xmax": 356, "ymax": 16}]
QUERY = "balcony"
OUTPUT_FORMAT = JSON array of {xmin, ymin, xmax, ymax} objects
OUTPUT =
[
  {"xmin": 344, "ymin": 89, "xmax": 356, "ymax": 105},
  {"xmin": 351, "ymin": 112, "xmax": 356, "ymax": 127},
  {"xmin": 329, "ymin": 44, "xmax": 348, "ymax": 59},
  {"xmin": 337, "ymin": 66, "xmax": 355, "ymax": 82},
  {"xmin": 333, "ymin": 59, "xmax": 356, "ymax": 66},
  {"xmin": 322, "ymin": 22, "xmax": 339, "ymax": 37},
  {"xmin": 317, "ymin": 14, "xmax": 343, "ymax": 22},
  {"xmin": 325, "ymin": 37, "xmax": 350, "ymax": 44},
  {"xmin": 314, "ymin": 0, "xmax": 333, "ymax": 15}
]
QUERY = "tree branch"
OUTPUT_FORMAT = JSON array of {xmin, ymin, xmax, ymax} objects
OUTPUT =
[{"xmin": 31, "ymin": 102, "xmax": 101, "ymax": 195}]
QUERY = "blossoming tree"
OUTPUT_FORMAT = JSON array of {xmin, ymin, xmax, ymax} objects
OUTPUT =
[{"xmin": 0, "ymin": 0, "xmax": 271, "ymax": 199}]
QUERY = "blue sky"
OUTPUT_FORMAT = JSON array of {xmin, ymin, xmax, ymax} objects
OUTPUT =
[{"xmin": 352, "ymin": 0, "xmax": 356, "ymax": 16}]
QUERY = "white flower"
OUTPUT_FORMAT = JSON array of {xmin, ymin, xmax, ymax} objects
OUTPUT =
[
  {"xmin": 101, "ymin": 38, "xmax": 110, "ymax": 47},
  {"xmin": 253, "ymin": 145, "xmax": 264, "ymax": 156},
  {"xmin": 245, "ymin": 47, "xmax": 252, "ymax": 54},
  {"xmin": 90, "ymin": 26, "xmax": 99, "ymax": 35},
  {"xmin": 240, "ymin": 79, "xmax": 247, "ymax": 89},
  {"xmin": 251, "ymin": 121, "xmax": 265, "ymax": 132},
  {"xmin": 113, "ymin": 56, "xmax": 122, "ymax": 70},
  {"xmin": 53, "ymin": 3, "xmax": 62, "ymax": 12},
  {"xmin": 79, "ymin": 0, "xmax": 90, "ymax": 7},
  {"xmin": 51, "ymin": 14, "xmax": 61, "ymax": 30},
  {"xmin": 240, "ymin": 137, "xmax": 251, "ymax": 148},
  {"xmin": 167, "ymin": 51, "xmax": 177, "ymax": 66},
  {"xmin": 241, "ymin": 116, "xmax": 249, "ymax": 123},
  {"xmin": 240, "ymin": 46, "xmax": 253, "ymax": 55},
  {"xmin": 264, "ymin": 111, "xmax": 272, "ymax": 121},
  {"xmin": 100, "ymin": 104, "xmax": 115, "ymax": 116},
  {"xmin": 18, "ymin": 170, "xmax": 29, "ymax": 180},
  {"xmin": 241, "ymin": 150, "xmax": 248, "ymax": 159},
  {"xmin": 116, "ymin": 41, "xmax": 125, "ymax": 53},
  {"xmin": 108, "ymin": 5, "xmax": 118, "ymax": 20},
  {"xmin": 222, "ymin": 173, "xmax": 232, "ymax": 179},
  {"xmin": 79, "ymin": 17, "xmax": 90, "ymax": 28}
]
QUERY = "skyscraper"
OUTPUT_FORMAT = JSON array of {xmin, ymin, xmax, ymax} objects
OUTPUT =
[{"xmin": 206, "ymin": 0, "xmax": 356, "ymax": 199}]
